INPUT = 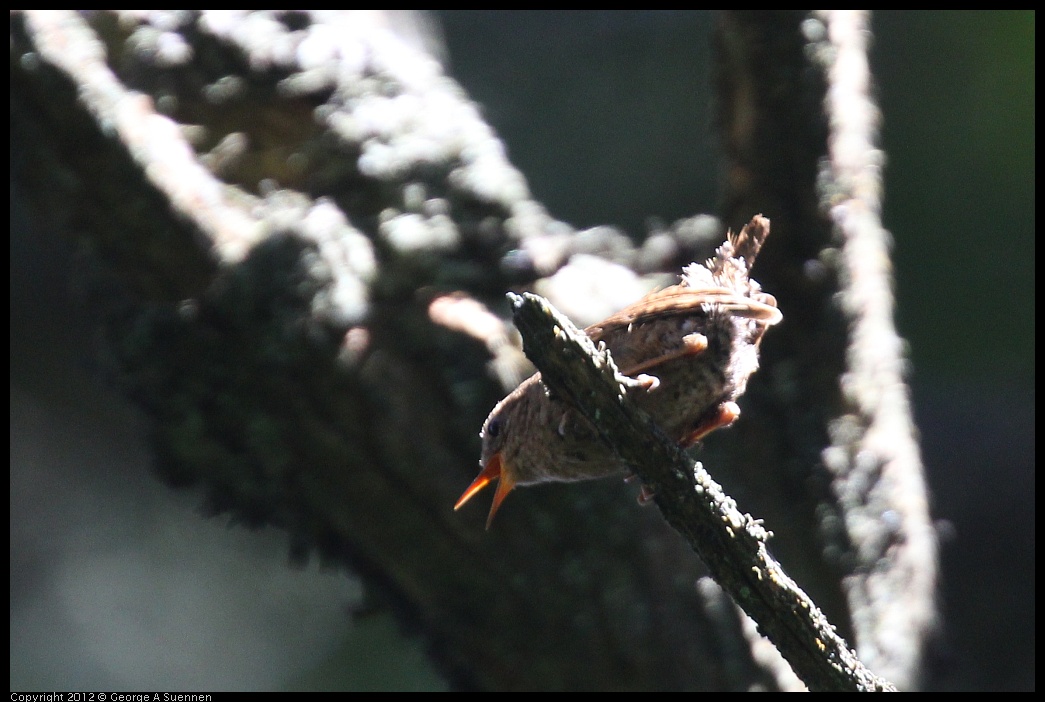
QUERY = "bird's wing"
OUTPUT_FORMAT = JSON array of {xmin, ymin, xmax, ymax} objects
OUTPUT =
[{"xmin": 586, "ymin": 285, "xmax": 780, "ymax": 341}]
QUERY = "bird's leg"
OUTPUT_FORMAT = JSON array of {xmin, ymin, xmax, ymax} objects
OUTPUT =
[
  {"xmin": 618, "ymin": 333, "xmax": 713, "ymax": 504},
  {"xmin": 626, "ymin": 401, "xmax": 741, "ymax": 505},
  {"xmin": 636, "ymin": 483, "xmax": 657, "ymax": 506},
  {"xmin": 631, "ymin": 374, "xmax": 660, "ymax": 391},
  {"xmin": 621, "ymin": 332, "xmax": 708, "ymax": 378},
  {"xmin": 680, "ymin": 401, "xmax": 740, "ymax": 447}
]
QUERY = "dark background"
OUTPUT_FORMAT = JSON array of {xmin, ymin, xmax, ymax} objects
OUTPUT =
[{"xmin": 10, "ymin": 11, "xmax": 1033, "ymax": 690}]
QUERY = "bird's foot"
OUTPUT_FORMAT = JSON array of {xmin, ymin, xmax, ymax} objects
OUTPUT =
[{"xmin": 680, "ymin": 401, "xmax": 741, "ymax": 448}]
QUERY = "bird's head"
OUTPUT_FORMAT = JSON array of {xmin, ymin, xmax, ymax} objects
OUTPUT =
[{"xmin": 454, "ymin": 401, "xmax": 519, "ymax": 529}]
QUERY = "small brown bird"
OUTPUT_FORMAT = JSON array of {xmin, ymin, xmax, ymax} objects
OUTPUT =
[{"xmin": 456, "ymin": 215, "xmax": 781, "ymax": 528}]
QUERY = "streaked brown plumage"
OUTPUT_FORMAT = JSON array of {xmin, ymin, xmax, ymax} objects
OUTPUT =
[{"xmin": 456, "ymin": 215, "xmax": 781, "ymax": 528}]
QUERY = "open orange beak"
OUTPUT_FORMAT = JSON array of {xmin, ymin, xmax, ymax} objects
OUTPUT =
[{"xmin": 454, "ymin": 453, "xmax": 516, "ymax": 529}]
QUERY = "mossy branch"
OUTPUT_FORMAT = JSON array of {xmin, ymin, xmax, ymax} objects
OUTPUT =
[{"xmin": 510, "ymin": 291, "xmax": 895, "ymax": 692}]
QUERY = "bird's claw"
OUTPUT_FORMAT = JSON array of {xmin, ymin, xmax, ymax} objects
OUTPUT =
[
  {"xmin": 632, "ymin": 373, "xmax": 660, "ymax": 391},
  {"xmin": 624, "ymin": 473, "xmax": 657, "ymax": 505}
]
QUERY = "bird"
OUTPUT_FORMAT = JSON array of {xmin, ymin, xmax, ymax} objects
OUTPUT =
[{"xmin": 455, "ymin": 215, "xmax": 781, "ymax": 528}]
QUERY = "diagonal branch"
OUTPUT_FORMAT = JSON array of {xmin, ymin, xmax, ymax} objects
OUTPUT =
[{"xmin": 510, "ymin": 291, "xmax": 895, "ymax": 692}]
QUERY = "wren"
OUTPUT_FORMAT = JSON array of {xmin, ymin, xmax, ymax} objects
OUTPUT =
[{"xmin": 456, "ymin": 215, "xmax": 781, "ymax": 528}]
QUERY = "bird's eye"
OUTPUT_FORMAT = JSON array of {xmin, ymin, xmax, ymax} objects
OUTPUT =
[{"xmin": 486, "ymin": 417, "xmax": 501, "ymax": 438}]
